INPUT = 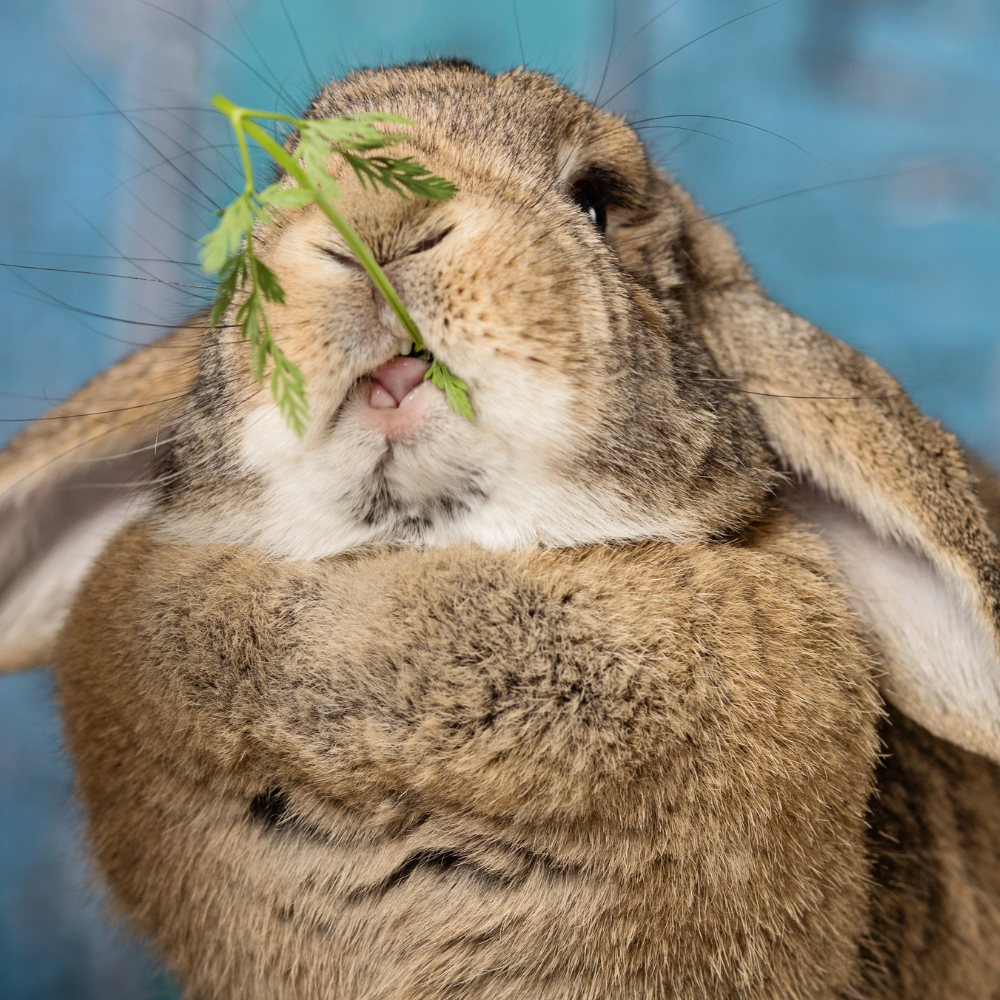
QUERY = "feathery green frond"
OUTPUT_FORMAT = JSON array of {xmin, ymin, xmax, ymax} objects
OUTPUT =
[{"xmin": 200, "ymin": 96, "xmax": 469, "ymax": 436}]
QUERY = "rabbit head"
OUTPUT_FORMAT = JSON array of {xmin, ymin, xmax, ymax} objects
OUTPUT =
[
  {"xmin": 2, "ymin": 61, "xmax": 1000, "ymax": 766},
  {"xmin": 160, "ymin": 62, "xmax": 779, "ymax": 560}
]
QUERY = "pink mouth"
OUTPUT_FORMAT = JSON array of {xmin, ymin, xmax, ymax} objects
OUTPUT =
[
  {"xmin": 360, "ymin": 355, "xmax": 435, "ymax": 437},
  {"xmin": 368, "ymin": 356, "xmax": 432, "ymax": 409}
]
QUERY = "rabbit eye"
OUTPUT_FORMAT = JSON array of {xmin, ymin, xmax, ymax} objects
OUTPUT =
[{"xmin": 571, "ymin": 182, "xmax": 607, "ymax": 234}]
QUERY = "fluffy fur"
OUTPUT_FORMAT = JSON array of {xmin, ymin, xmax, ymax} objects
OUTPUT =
[
  {"xmin": 61, "ymin": 518, "xmax": 883, "ymax": 999},
  {"xmin": 1, "ymin": 61, "xmax": 999, "ymax": 997},
  {"xmin": 157, "ymin": 63, "xmax": 778, "ymax": 558}
]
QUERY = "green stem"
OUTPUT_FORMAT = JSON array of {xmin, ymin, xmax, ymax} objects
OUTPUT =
[
  {"xmin": 239, "ymin": 118, "xmax": 428, "ymax": 354},
  {"xmin": 213, "ymin": 96, "xmax": 256, "ymax": 194},
  {"xmin": 211, "ymin": 96, "xmax": 304, "ymax": 129},
  {"xmin": 205, "ymin": 95, "xmax": 471, "ymax": 429}
]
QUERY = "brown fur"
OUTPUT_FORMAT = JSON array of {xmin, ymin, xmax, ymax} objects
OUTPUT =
[
  {"xmin": 61, "ymin": 517, "xmax": 881, "ymax": 999},
  {"xmin": 864, "ymin": 706, "xmax": 1000, "ymax": 998},
  {"xmin": 160, "ymin": 62, "xmax": 779, "ymax": 548},
  {"xmin": 0, "ymin": 61, "xmax": 998, "ymax": 997},
  {"xmin": 851, "ymin": 460, "xmax": 1000, "ymax": 998}
]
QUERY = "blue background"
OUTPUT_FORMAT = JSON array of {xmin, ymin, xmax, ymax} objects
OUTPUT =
[{"xmin": 1, "ymin": 0, "xmax": 998, "ymax": 995}]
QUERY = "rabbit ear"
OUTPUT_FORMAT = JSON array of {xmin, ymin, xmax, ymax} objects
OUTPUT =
[
  {"xmin": 0, "ymin": 322, "xmax": 203, "ymax": 673},
  {"xmin": 703, "ymin": 285, "xmax": 1000, "ymax": 763}
]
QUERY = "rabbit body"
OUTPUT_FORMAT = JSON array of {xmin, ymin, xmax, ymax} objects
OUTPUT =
[
  {"xmin": 3, "ymin": 62, "xmax": 1000, "ymax": 997},
  {"xmin": 58, "ymin": 516, "xmax": 1000, "ymax": 998},
  {"xmin": 62, "ymin": 516, "xmax": 885, "ymax": 999}
]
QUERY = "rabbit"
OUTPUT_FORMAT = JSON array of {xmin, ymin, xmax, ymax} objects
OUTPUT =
[{"xmin": 2, "ymin": 60, "xmax": 1000, "ymax": 999}]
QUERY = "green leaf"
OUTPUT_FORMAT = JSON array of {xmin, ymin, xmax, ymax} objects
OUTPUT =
[
  {"xmin": 378, "ymin": 156, "xmax": 458, "ymax": 201},
  {"xmin": 346, "ymin": 111, "xmax": 414, "ymax": 125},
  {"xmin": 200, "ymin": 194, "xmax": 254, "ymax": 272},
  {"xmin": 296, "ymin": 132, "xmax": 343, "ymax": 200},
  {"xmin": 425, "ymin": 358, "xmax": 474, "ymax": 420},
  {"xmin": 305, "ymin": 114, "xmax": 410, "ymax": 149},
  {"xmin": 311, "ymin": 123, "xmax": 393, "ymax": 147},
  {"xmin": 296, "ymin": 131, "xmax": 331, "ymax": 168},
  {"xmin": 257, "ymin": 183, "xmax": 315, "ymax": 209},
  {"xmin": 205, "ymin": 96, "xmax": 472, "ymax": 433},
  {"xmin": 335, "ymin": 132, "xmax": 411, "ymax": 152},
  {"xmin": 299, "ymin": 119, "xmax": 354, "ymax": 144},
  {"xmin": 340, "ymin": 152, "xmax": 383, "ymax": 193},
  {"xmin": 270, "ymin": 348, "xmax": 309, "ymax": 437},
  {"xmin": 209, "ymin": 250, "xmax": 246, "ymax": 326},
  {"xmin": 253, "ymin": 258, "xmax": 286, "ymax": 305},
  {"xmin": 341, "ymin": 153, "xmax": 457, "ymax": 202}
]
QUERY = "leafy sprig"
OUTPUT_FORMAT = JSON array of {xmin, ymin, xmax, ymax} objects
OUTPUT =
[{"xmin": 201, "ymin": 96, "xmax": 472, "ymax": 435}]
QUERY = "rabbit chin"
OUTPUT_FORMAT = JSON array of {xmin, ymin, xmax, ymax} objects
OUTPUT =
[
  {"xmin": 164, "ymin": 382, "xmax": 704, "ymax": 561},
  {"xmin": 356, "ymin": 382, "xmax": 435, "ymax": 438}
]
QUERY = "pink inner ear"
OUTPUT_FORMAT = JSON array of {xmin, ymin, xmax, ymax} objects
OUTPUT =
[
  {"xmin": 370, "ymin": 357, "xmax": 431, "ymax": 407},
  {"xmin": 787, "ymin": 487, "xmax": 1000, "ymax": 765}
]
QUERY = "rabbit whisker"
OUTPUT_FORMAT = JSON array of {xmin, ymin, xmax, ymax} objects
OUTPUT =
[
  {"xmin": 0, "ymin": 261, "xmax": 213, "ymax": 290},
  {"xmin": 598, "ymin": 0, "xmax": 786, "ymax": 111},
  {"xmin": 136, "ymin": 0, "xmax": 289, "ymax": 108}
]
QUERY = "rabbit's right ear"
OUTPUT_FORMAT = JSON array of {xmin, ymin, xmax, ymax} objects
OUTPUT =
[
  {"xmin": 699, "ymin": 279, "xmax": 1000, "ymax": 764},
  {"xmin": 0, "ymin": 321, "xmax": 203, "ymax": 673}
]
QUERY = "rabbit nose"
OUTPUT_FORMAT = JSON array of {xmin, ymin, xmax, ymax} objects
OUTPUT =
[{"xmin": 369, "ymin": 356, "xmax": 431, "ymax": 407}]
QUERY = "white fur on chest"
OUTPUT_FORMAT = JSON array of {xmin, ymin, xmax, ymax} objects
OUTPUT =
[{"xmin": 164, "ymin": 395, "xmax": 702, "ymax": 558}]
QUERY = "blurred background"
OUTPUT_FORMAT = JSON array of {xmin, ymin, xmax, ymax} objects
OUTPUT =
[{"xmin": 1, "ymin": 0, "xmax": 998, "ymax": 995}]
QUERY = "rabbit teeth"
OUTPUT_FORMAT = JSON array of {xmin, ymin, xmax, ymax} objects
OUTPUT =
[
  {"xmin": 359, "ymin": 355, "xmax": 437, "ymax": 438},
  {"xmin": 367, "ymin": 356, "xmax": 431, "ymax": 409}
]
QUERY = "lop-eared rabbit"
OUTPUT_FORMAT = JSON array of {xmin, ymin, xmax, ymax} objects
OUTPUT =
[{"xmin": 2, "ymin": 62, "xmax": 1000, "ymax": 999}]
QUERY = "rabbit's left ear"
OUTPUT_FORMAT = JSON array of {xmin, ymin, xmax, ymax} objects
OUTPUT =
[
  {"xmin": 0, "ymin": 322, "xmax": 203, "ymax": 673},
  {"xmin": 702, "ymin": 284, "xmax": 1000, "ymax": 763}
]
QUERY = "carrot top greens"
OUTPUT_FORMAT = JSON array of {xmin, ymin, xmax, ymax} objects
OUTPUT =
[{"xmin": 200, "ymin": 96, "xmax": 471, "ymax": 436}]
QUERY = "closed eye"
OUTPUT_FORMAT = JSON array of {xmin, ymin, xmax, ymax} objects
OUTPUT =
[
  {"xmin": 319, "ymin": 246, "xmax": 363, "ymax": 269},
  {"xmin": 406, "ymin": 225, "xmax": 454, "ymax": 258},
  {"xmin": 317, "ymin": 226, "xmax": 454, "ymax": 269}
]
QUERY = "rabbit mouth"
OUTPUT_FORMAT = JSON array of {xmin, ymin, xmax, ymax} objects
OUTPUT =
[
  {"xmin": 368, "ymin": 355, "xmax": 431, "ymax": 408},
  {"xmin": 357, "ymin": 355, "xmax": 440, "ymax": 438}
]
